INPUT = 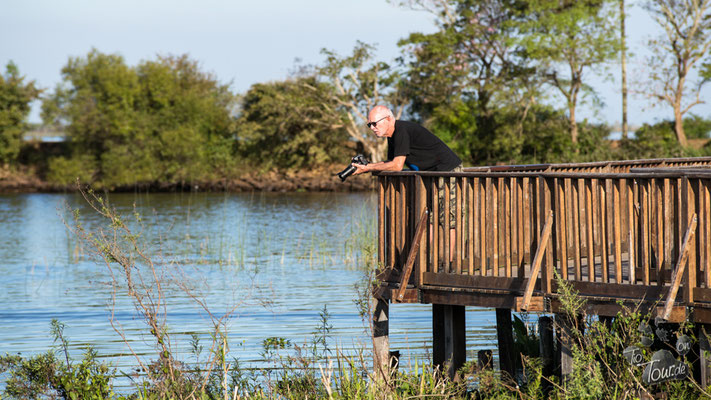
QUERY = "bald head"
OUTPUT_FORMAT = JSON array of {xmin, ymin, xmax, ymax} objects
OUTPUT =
[{"xmin": 367, "ymin": 106, "xmax": 396, "ymax": 137}]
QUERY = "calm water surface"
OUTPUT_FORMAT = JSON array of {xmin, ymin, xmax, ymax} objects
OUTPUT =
[{"xmin": 0, "ymin": 192, "xmax": 499, "ymax": 387}]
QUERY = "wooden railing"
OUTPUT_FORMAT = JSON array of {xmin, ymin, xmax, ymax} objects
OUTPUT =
[{"xmin": 376, "ymin": 158, "xmax": 711, "ymax": 316}]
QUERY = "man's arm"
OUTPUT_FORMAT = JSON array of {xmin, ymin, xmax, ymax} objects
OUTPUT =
[{"xmin": 352, "ymin": 156, "xmax": 406, "ymax": 175}]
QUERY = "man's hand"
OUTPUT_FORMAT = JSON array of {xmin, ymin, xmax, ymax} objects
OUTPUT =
[{"xmin": 352, "ymin": 163, "xmax": 369, "ymax": 175}]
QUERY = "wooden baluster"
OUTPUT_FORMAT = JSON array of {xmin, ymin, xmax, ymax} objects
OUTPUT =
[
  {"xmin": 570, "ymin": 178, "xmax": 582, "ymax": 281},
  {"xmin": 556, "ymin": 178, "xmax": 568, "ymax": 280},
  {"xmin": 415, "ymin": 175, "xmax": 427, "ymax": 283},
  {"xmin": 432, "ymin": 179, "xmax": 439, "ymax": 272},
  {"xmin": 682, "ymin": 178, "xmax": 696, "ymax": 304},
  {"xmin": 491, "ymin": 178, "xmax": 499, "ymax": 276},
  {"xmin": 505, "ymin": 178, "xmax": 512, "ymax": 277},
  {"xmin": 517, "ymin": 178, "xmax": 526, "ymax": 279},
  {"xmin": 473, "ymin": 177, "xmax": 481, "ymax": 275},
  {"xmin": 599, "ymin": 179, "xmax": 609, "ymax": 283},
  {"xmin": 543, "ymin": 177, "xmax": 554, "ymax": 293},
  {"xmin": 481, "ymin": 178, "xmax": 488, "ymax": 276},
  {"xmin": 641, "ymin": 179, "xmax": 650, "ymax": 285},
  {"xmin": 664, "ymin": 178, "xmax": 672, "ymax": 286},
  {"xmin": 523, "ymin": 177, "xmax": 532, "ymax": 273},
  {"xmin": 628, "ymin": 179, "xmax": 637, "ymax": 284},
  {"xmin": 613, "ymin": 180, "xmax": 623, "ymax": 283},
  {"xmin": 455, "ymin": 177, "xmax": 463, "ymax": 274},
  {"xmin": 468, "ymin": 177, "xmax": 475, "ymax": 275},
  {"xmin": 378, "ymin": 177, "xmax": 386, "ymax": 270},
  {"xmin": 388, "ymin": 178, "xmax": 396, "ymax": 269},
  {"xmin": 586, "ymin": 179, "xmax": 595, "ymax": 282},
  {"xmin": 703, "ymin": 180, "xmax": 711, "ymax": 288},
  {"xmin": 443, "ymin": 177, "xmax": 450, "ymax": 272}
]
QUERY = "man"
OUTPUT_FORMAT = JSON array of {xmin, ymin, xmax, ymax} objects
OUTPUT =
[
  {"xmin": 352, "ymin": 105, "xmax": 461, "ymax": 175},
  {"xmin": 353, "ymin": 105, "xmax": 462, "ymax": 262}
]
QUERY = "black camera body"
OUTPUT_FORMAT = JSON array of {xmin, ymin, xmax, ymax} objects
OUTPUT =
[{"xmin": 337, "ymin": 154, "xmax": 369, "ymax": 182}]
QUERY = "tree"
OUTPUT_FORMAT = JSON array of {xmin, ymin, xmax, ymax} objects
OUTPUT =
[
  {"xmin": 620, "ymin": 0, "xmax": 629, "ymax": 139},
  {"xmin": 641, "ymin": 0, "xmax": 711, "ymax": 147},
  {"xmin": 134, "ymin": 55, "xmax": 237, "ymax": 185},
  {"xmin": 235, "ymin": 78, "xmax": 349, "ymax": 170},
  {"xmin": 517, "ymin": 0, "xmax": 620, "ymax": 145},
  {"xmin": 396, "ymin": 0, "xmax": 542, "ymax": 163},
  {"xmin": 0, "ymin": 62, "xmax": 41, "ymax": 165},
  {"xmin": 42, "ymin": 49, "xmax": 237, "ymax": 188},
  {"xmin": 316, "ymin": 42, "xmax": 407, "ymax": 162}
]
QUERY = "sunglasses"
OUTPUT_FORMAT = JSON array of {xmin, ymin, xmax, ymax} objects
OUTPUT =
[{"xmin": 367, "ymin": 116, "xmax": 389, "ymax": 128}]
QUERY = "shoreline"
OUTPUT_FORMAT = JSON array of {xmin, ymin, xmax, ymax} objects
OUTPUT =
[{"xmin": 0, "ymin": 165, "xmax": 375, "ymax": 193}]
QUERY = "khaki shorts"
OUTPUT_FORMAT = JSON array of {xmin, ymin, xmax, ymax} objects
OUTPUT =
[{"xmin": 438, "ymin": 164, "xmax": 463, "ymax": 227}]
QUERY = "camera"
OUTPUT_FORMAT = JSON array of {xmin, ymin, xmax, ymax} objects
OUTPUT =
[{"xmin": 336, "ymin": 154, "xmax": 369, "ymax": 182}]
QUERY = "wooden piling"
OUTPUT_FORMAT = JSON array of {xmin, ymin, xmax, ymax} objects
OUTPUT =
[
  {"xmin": 432, "ymin": 304, "xmax": 466, "ymax": 379},
  {"xmin": 496, "ymin": 308, "xmax": 515, "ymax": 379},
  {"xmin": 373, "ymin": 299, "xmax": 390, "ymax": 378}
]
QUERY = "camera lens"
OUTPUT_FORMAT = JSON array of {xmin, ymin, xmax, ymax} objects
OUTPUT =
[{"xmin": 337, "ymin": 165, "xmax": 357, "ymax": 181}]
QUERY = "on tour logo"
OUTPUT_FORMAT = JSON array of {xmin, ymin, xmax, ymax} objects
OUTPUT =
[{"xmin": 623, "ymin": 317, "xmax": 692, "ymax": 385}]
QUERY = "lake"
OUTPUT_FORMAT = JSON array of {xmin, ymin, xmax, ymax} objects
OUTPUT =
[{"xmin": 0, "ymin": 192, "xmax": 500, "ymax": 389}]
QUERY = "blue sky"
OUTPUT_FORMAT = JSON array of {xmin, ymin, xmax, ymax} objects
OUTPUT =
[{"xmin": 2, "ymin": 0, "xmax": 709, "ymax": 128}]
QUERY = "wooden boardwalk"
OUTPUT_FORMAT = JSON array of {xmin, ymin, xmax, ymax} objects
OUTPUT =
[{"xmin": 371, "ymin": 157, "xmax": 711, "ymax": 382}]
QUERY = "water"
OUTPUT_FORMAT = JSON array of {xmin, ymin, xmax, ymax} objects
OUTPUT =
[{"xmin": 0, "ymin": 192, "xmax": 499, "ymax": 390}]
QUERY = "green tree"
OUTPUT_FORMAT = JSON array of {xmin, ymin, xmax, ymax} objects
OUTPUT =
[
  {"xmin": 0, "ymin": 61, "xmax": 41, "ymax": 165},
  {"xmin": 517, "ymin": 0, "xmax": 620, "ymax": 145},
  {"xmin": 236, "ymin": 78, "xmax": 349, "ymax": 170},
  {"xmin": 316, "ymin": 41, "xmax": 407, "ymax": 162},
  {"xmin": 42, "ymin": 49, "xmax": 139, "ymax": 185},
  {"xmin": 397, "ymin": 0, "xmax": 543, "ymax": 164},
  {"xmin": 641, "ymin": 0, "xmax": 711, "ymax": 147},
  {"xmin": 134, "ymin": 55, "xmax": 237, "ymax": 185},
  {"xmin": 42, "ymin": 50, "xmax": 237, "ymax": 188}
]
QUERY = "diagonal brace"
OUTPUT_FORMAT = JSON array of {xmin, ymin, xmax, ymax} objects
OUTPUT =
[
  {"xmin": 661, "ymin": 213, "xmax": 697, "ymax": 321},
  {"xmin": 396, "ymin": 209, "xmax": 428, "ymax": 302},
  {"xmin": 521, "ymin": 210, "xmax": 554, "ymax": 311}
]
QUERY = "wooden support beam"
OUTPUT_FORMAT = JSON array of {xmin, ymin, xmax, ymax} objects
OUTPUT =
[
  {"xmin": 556, "ymin": 313, "xmax": 577, "ymax": 382},
  {"xmin": 521, "ymin": 210, "xmax": 554, "ymax": 311},
  {"xmin": 698, "ymin": 324, "xmax": 711, "ymax": 388},
  {"xmin": 373, "ymin": 298, "xmax": 390, "ymax": 379},
  {"xmin": 539, "ymin": 316, "xmax": 554, "ymax": 395},
  {"xmin": 496, "ymin": 308, "xmax": 515, "ymax": 379},
  {"xmin": 661, "ymin": 213, "xmax": 698, "ymax": 320},
  {"xmin": 396, "ymin": 209, "xmax": 428, "ymax": 302},
  {"xmin": 432, "ymin": 304, "xmax": 466, "ymax": 380}
]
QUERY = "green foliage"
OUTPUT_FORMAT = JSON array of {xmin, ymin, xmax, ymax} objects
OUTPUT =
[
  {"xmin": 0, "ymin": 320, "xmax": 115, "ymax": 400},
  {"xmin": 0, "ymin": 61, "xmax": 41, "ymax": 165},
  {"xmin": 430, "ymin": 100, "xmax": 580, "ymax": 165},
  {"xmin": 317, "ymin": 41, "xmax": 405, "ymax": 162},
  {"xmin": 0, "ymin": 352, "xmax": 58, "ymax": 399},
  {"xmin": 53, "ymin": 348, "xmax": 114, "ymax": 400},
  {"xmin": 618, "ymin": 120, "xmax": 686, "ymax": 159},
  {"xmin": 512, "ymin": 314, "xmax": 540, "ymax": 371},
  {"xmin": 46, "ymin": 154, "xmax": 96, "ymax": 185},
  {"xmin": 516, "ymin": 0, "xmax": 620, "ymax": 143},
  {"xmin": 235, "ymin": 77, "xmax": 349, "ymax": 170},
  {"xmin": 684, "ymin": 114, "xmax": 711, "ymax": 139},
  {"xmin": 42, "ymin": 49, "xmax": 238, "ymax": 189}
]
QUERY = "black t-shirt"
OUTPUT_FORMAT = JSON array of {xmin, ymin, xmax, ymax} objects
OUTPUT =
[{"xmin": 387, "ymin": 120, "xmax": 461, "ymax": 171}]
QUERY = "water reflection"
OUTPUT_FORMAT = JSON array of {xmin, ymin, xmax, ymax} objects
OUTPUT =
[{"xmin": 0, "ymin": 192, "xmax": 498, "ymax": 388}]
